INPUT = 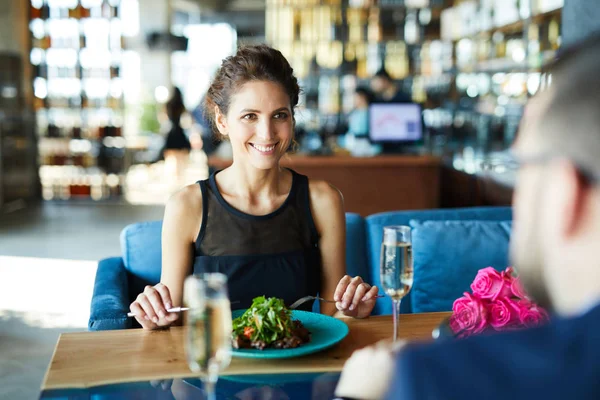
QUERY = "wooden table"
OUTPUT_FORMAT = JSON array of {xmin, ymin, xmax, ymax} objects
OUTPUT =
[
  {"xmin": 43, "ymin": 312, "xmax": 450, "ymax": 390},
  {"xmin": 208, "ymin": 155, "xmax": 441, "ymax": 216}
]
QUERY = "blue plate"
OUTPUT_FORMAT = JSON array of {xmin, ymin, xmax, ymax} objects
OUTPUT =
[{"xmin": 231, "ymin": 310, "xmax": 349, "ymax": 359}]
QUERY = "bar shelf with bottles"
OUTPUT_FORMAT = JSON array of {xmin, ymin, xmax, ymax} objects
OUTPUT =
[
  {"xmin": 29, "ymin": 0, "xmax": 126, "ymax": 201},
  {"xmin": 266, "ymin": 0, "xmax": 562, "ymax": 159},
  {"xmin": 442, "ymin": 1, "xmax": 562, "ymax": 73},
  {"xmin": 266, "ymin": 0, "xmax": 446, "ymax": 135},
  {"xmin": 430, "ymin": 0, "xmax": 562, "ymax": 158}
]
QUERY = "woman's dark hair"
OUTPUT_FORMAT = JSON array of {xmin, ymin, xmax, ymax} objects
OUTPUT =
[
  {"xmin": 355, "ymin": 86, "xmax": 375, "ymax": 104},
  {"xmin": 166, "ymin": 87, "xmax": 185, "ymax": 124},
  {"xmin": 204, "ymin": 44, "xmax": 300, "ymax": 138}
]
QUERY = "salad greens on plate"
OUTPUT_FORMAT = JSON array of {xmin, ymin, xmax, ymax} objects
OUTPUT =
[{"xmin": 232, "ymin": 296, "xmax": 310, "ymax": 350}]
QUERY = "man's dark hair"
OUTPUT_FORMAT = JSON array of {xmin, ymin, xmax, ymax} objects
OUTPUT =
[
  {"xmin": 355, "ymin": 86, "xmax": 375, "ymax": 104},
  {"xmin": 533, "ymin": 31, "xmax": 600, "ymax": 180},
  {"xmin": 374, "ymin": 68, "xmax": 393, "ymax": 82}
]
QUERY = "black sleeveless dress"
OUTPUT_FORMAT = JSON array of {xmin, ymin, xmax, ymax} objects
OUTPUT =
[{"xmin": 192, "ymin": 169, "xmax": 322, "ymax": 312}]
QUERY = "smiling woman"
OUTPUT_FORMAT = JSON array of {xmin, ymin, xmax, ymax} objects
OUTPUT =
[
  {"xmin": 212, "ymin": 80, "xmax": 294, "ymax": 170},
  {"xmin": 204, "ymin": 45, "xmax": 299, "ymax": 170},
  {"xmin": 128, "ymin": 45, "xmax": 379, "ymax": 330}
]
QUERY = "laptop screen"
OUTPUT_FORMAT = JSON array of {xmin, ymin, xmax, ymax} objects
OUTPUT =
[{"xmin": 368, "ymin": 103, "xmax": 423, "ymax": 143}]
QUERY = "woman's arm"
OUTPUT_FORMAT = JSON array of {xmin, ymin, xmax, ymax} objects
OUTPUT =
[
  {"xmin": 309, "ymin": 180, "xmax": 377, "ymax": 318},
  {"xmin": 309, "ymin": 180, "xmax": 346, "ymax": 316},
  {"xmin": 129, "ymin": 184, "xmax": 202, "ymax": 329},
  {"xmin": 160, "ymin": 185, "xmax": 202, "ymax": 309}
]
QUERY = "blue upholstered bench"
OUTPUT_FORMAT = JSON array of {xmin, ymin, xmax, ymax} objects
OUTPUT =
[{"xmin": 89, "ymin": 207, "xmax": 512, "ymax": 331}]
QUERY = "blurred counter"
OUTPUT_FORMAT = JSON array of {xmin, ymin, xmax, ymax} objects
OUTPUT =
[
  {"xmin": 440, "ymin": 151, "xmax": 515, "ymax": 208},
  {"xmin": 208, "ymin": 155, "xmax": 441, "ymax": 216}
]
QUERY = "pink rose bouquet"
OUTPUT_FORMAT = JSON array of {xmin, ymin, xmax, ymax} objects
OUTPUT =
[{"xmin": 449, "ymin": 267, "xmax": 549, "ymax": 338}]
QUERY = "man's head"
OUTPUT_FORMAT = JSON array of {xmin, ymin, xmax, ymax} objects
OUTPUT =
[
  {"xmin": 511, "ymin": 36, "xmax": 600, "ymax": 315},
  {"xmin": 371, "ymin": 68, "xmax": 395, "ymax": 96}
]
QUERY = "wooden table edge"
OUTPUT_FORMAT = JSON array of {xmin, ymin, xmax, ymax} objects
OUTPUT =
[
  {"xmin": 41, "ymin": 333, "xmax": 65, "ymax": 391},
  {"xmin": 41, "ymin": 312, "xmax": 452, "ymax": 391}
]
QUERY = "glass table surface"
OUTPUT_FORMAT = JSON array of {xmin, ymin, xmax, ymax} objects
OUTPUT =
[{"xmin": 40, "ymin": 372, "xmax": 342, "ymax": 400}]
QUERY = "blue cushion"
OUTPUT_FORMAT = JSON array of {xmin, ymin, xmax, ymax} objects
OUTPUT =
[
  {"xmin": 409, "ymin": 219, "xmax": 512, "ymax": 313},
  {"xmin": 366, "ymin": 207, "xmax": 512, "ymax": 315},
  {"xmin": 120, "ymin": 221, "xmax": 163, "ymax": 297}
]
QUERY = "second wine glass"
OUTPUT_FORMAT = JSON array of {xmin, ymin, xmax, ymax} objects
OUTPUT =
[
  {"xmin": 184, "ymin": 273, "xmax": 232, "ymax": 400},
  {"xmin": 379, "ymin": 226, "xmax": 414, "ymax": 342}
]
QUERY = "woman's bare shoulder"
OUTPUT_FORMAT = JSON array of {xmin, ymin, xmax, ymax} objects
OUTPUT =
[
  {"xmin": 163, "ymin": 182, "xmax": 204, "ymax": 240},
  {"xmin": 308, "ymin": 179, "xmax": 344, "ymax": 209},
  {"xmin": 167, "ymin": 182, "xmax": 203, "ymax": 213}
]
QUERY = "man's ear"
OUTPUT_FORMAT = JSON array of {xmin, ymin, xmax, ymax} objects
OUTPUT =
[
  {"xmin": 215, "ymin": 106, "xmax": 228, "ymax": 137},
  {"xmin": 557, "ymin": 160, "xmax": 587, "ymax": 238}
]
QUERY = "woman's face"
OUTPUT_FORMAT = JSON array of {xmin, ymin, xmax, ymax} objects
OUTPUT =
[{"xmin": 216, "ymin": 80, "xmax": 293, "ymax": 170}]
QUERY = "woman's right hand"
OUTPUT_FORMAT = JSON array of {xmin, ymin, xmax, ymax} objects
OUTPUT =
[{"xmin": 129, "ymin": 283, "xmax": 179, "ymax": 330}]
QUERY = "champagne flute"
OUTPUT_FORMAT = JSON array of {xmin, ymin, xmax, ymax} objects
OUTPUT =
[
  {"xmin": 184, "ymin": 273, "xmax": 232, "ymax": 400},
  {"xmin": 380, "ymin": 226, "xmax": 414, "ymax": 342}
]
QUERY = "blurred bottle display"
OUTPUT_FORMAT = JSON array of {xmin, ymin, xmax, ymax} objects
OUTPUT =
[
  {"xmin": 29, "ymin": 0, "xmax": 125, "ymax": 201},
  {"xmin": 40, "ymin": 165, "xmax": 125, "ymax": 201},
  {"xmin": 265, "ymin": 0, "xmax": 562, "ymax": 158}
]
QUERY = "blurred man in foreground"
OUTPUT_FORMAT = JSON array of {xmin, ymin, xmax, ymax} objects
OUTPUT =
[{"xmin": 337, "ymin": 35, "xmax": 600, "ymax": 400}]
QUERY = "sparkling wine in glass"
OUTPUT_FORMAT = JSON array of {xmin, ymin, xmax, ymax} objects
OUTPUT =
[
  {"xmin": 380, "ymin": 226, "xmax": 414, "ymax": 342},
  {"xmin": 184, "ymin": 273, "xmax": 232, "ymax": 400}
]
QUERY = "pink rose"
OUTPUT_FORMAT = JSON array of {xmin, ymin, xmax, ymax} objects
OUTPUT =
[
  {"xmin": 471, "ymin": 267, "xmax": 512, "ymax": 300},
  {"xmin": 510, "ymin": 277, "xmax": 529, "ymax": 300},
  {"xmin": 488, "ymin": 298, "xmax": 520, "ymax": 330},
  {"xmin": 518, "ymin": 301, "xmax": 549, "ymax": 328},
  {"xmin": 450, "ymin": 293, "xmax": 487, "ymax": 337}
]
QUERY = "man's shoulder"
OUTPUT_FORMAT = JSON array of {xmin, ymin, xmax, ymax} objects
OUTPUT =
[
  {"xmin": 400, "ymin": 312, "xmax": 580, "ymax": 366},
  {"xmin": 389, "ymin": 306, "xmax": 600, "ymax": 400},
  {"xmin": 406, "ymin": 304, "xmax": 600, "ymax": 358}
]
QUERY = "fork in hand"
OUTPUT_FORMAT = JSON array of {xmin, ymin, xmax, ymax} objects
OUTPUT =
[{"xmin": 289, "ymin": 294, "xmax": 385, "ymax": 310}]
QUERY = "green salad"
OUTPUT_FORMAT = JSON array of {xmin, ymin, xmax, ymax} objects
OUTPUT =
[{"xmin": 232, "ymin": 296, "xmax": 310, "ymax": 350}]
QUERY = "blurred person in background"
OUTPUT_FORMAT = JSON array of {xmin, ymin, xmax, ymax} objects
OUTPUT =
[
  {"xmin": 128, "ymin": 44, "xmax": 379, "ymax": 330},
  {"xmin": 370, "ymin": 68, "xmax": 412, "ymax": 104},
  {"xmin": 191, "ymin": 94, "xmax": 222, "ymax": 176},
  {"xmin": 346, "ymin": 87, "xmax": 373, "ymax": 139},
  {"xmin": 336, "ymin": 35, "xmax": 600, "ymax": 400},
  {"xmin": 343, "ymin": 87, "xmax": 381, "ymax": 157},
  {"xmin": 191, "ymin": 94, "xmax": 219, "ymax": 156},
  {"xmin": 159, "ymin": 87, "xmax": 192, "ymax": 183}
]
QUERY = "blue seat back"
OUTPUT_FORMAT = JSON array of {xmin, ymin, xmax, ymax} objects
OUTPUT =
[
  {"xmin": 365, "ymin": 206, "xmax": 512, "ymax": 315},
  {"xmin": 120, "ymin": 220, "xmax": 162, "ymax": 301}
]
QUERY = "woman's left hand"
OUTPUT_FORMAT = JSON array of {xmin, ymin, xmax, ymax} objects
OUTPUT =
[{"xmin": 334, "ymin": 275, "xmax": 378, "ymax": 318}]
